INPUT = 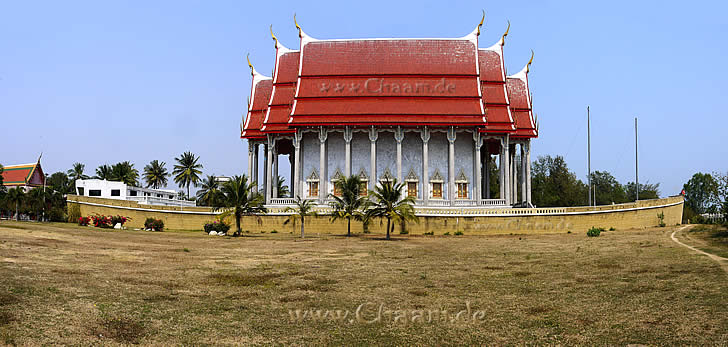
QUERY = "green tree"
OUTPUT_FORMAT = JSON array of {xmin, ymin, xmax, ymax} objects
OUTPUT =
[
  {"xmin": 143, "ymin": 160, "xmax": 169, "ymax": 189},
  {"xmin": 531, "ymin": 155, "xmax": 588, "ymax": 207},
  {"xmin": 713, "ymin": 171, "xmax": 728, "ymax": 220},
  {"xmin": 67, "ymin": 163, "xmax": 89, "ymax": 187},
  {"xmin": 366, "ymin": 179, "xmax": 417, "ymax": 240},
  {"xmin": 329, "ymin": 175, "xmax": 366, "ymax": 237},
  {"xmin": 0, "ymin": 164, "xmax": 4, "ymax": 192},
  {"xmin": 110, "ymin": 161, "xmax": 140, "ymax": 186},
  {"xmin": 47, "ymin": 172, "xmax": 71, "ymax": 194},
  {"xmin": 95, "ymin": 164, "xmax": 112, "ymax": 180},
  {"xmin": 173, "ymin": 151, "xmax": 203, "ymax": 198},
  {"xmin": 213, "ymin": 175, "xmax": 266, "ymax": 236},
  {"xmin": 683, "ymin": 172, "xmax": 719, "ymax": 214},
  {"xmin": 590, "ymin": 170, "xmax": 627, "ymax": 205},
  {"xmin": 27, "ymin": 187, "xmax": 48, "ymax": 220},
  {"xmin": 6, "ymin": 187, "xmax": 25, "ymax": 221},
  {"xmin": 196, "ymin": 175, "xmax": 221, "ymax": 206},
  {"xmin": 625, "ymin": 182, "xmax": 661, "ymax": 201},
  {"xmin": 284, "ymin": 196, "xmax": 318, "ymax": 238},
  {"xmin": 276, "ymin": 175, "xmax": 290, "ymax": 198}
]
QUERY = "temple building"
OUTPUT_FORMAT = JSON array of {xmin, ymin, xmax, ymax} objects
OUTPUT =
[
  {"xmin": 241, "ymin": 15, "xmax": 538, "ymax": 208},
  {"xmin": 2, "ymin": 160, "xmax": 45, "ymax": 191}
]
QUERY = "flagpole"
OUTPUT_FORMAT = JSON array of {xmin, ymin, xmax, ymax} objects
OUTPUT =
[{"xmin": 587, "ymin": 106, "xmax": 591, "ymax": 206}]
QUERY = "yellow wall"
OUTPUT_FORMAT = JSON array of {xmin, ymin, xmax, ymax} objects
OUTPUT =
[{"xmin": 67, "ymin": 196, "xmax": 683, "ymax": 235}]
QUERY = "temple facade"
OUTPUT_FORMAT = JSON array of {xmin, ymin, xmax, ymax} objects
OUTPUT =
[{"xmin": 241, "ymin": 15, "xmax": 538, "ymax": 208}]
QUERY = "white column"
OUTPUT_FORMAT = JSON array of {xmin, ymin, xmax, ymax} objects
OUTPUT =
[
  {"xmin": 272, "ymin": 145, "xmax": 278, "ymax": 199},
  {"xmin": 293, "ymin": 132, "xmax": 302, "ymax": 198},
  {"xmin": 344, "ymin": 126, "xmax": 353, "ymax": 177},
  {"xmin": 502, "ymin": 136, "xmax": 511, "ymax": 205},
  {"xmin": 369, "ymin": 126, "xmax": 378, "ymax": 190},
  {"xmin": 319, "ymin": 126, "xmax": 328, "ymax": 203},
  {"xmin": 499, "ymin": 139, "xmax": 505, "ymax": 201},
  {"xmin": 473, "ymin": 130, "xmax": 482, "ymax": 203},
  {"xmin": 521, "ymin": 143, "xmax": 527, "ymax": 204},
  {"xmin": 484, "ymin": 149, "xmax": 490, "ymax": 199},
  {"xmin": 420, "ymin": 126, "xmax": 430, "ymax": 204},
  {"xmin": 447, "ymin": 127, "xmax": 456, "ymax": 203},
  {"xmin": 525, "ymin": 140, "xmax": 532, "ymax": 206},
  {"xmin": 247, "ymin": 141, "xmax": 254, "ymax": 185},
  {"xmin": 253, "ymin": 143, "xmax": 259, "ymax": 193},
  {"xmin": 395, "ymin": 126, "xmax": 404, "ymax": 182},
  {"xmin": 265, "ymin": 136, "xmax": 274, "ymax": 204},
  {"xmin": 510, "ymin": 144, "xmax": 517, "ymax": 204}
]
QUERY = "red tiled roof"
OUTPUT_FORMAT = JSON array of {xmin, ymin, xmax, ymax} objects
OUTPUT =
[
  {"xmin": 507, "ymin": 75, "xmax": 537, "ymax": 138},
  {"xmin": 2, "ymin": 162, "xmax": 44, "ymax": 187},
  {"xmin": 262, "ymin": 49, "xmax": 299, "ymax": 134},
  {"xmin": 242, "ymin": 76, "xmax": 273, "ymax": 139},
  {"xmin": 290, "ymin": 38, "xmax": 486, "ymax": 127},
  {"xmin": 478, "ymin": 47, "xmax": 515, "ymax": 133}
]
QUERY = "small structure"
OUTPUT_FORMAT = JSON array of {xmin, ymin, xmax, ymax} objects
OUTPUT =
[
  {"xmin": 74, "ymin": 179, "xmax": 195, "ymax": 207},
  {"xmin": 2, "ymin": 161, "xmax": 45, "ymax": 191}
]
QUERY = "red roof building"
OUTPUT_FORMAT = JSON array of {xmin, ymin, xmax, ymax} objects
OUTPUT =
[
  {"xmin": 242, "ymin": 15, "xmax": 538, "ymax": 208},
  {"xmin": 2, "ymin": 161, "xmax": 45, "ymax": 190}
]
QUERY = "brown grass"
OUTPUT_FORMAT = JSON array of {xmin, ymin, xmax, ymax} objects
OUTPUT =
[{"xmin": 0, "ymin": 221, "xmax": 726, "ymax": 345}]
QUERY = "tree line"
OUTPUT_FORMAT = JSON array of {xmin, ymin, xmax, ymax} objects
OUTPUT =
[{"xmin": 682, "ymin": 172, "xmax": 728, "ymax": 222}]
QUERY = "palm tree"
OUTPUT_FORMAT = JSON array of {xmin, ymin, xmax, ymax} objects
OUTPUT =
[
  {"xmin": 95, "ymin": 164, "xmax": 112, "ymax": 180},
  {"xmin": 284, "ymin": 196, "xmax": 318, "ymax": 238},
  {"xmin": 143, "ymin": 160, "xmax": 169, "ymax": 189},
  {"xmin": 67, "ymin": 163, "xmax": 89, "ymax": 185},
  {"xmin": 366, "ymin": 179, "xmax": 418, "ymax": 240},
  {"xmin": 6, "ymin": 187, "xmax": 25, "ymax": 221},
  {"xmin": 173, "ymin": 151, "xmax": 203, "ymax": 198},
  {"xmin": 213, "ymin": 175, "xmax": 266, "ymax": 236},
  {"xmin": 276, "ymin": 175, "xmax": 290, "ymax": 197},
  {"xmin": 110, "ymin": 161, "xmax": 140, "ymax": 186},
  {"xmin": 330, "ymin": 175, "xmax": 366, "ymax": 237},
  {"xmin": 196, "ymin": 175, "xmax": 221, "ymax": 206}
]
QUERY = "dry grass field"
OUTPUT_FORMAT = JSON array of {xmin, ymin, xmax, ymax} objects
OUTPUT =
[{"xmin": 0, "ymin": 221, "xmax": 726, "ymax": 345}]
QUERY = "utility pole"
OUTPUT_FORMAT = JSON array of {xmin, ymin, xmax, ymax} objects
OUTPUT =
[
  {"xmin": 587, "ymin": 106, "xmax": 592, "ymax": 206},
  {"xmin": 635, "ymin": 117, "xmax": 639, "ymax": 201}
]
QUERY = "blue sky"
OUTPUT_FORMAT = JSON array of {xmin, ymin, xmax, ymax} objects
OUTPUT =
[{"xmin": 1, "ymin": 0, "xmax": 726, "ymax": 197}]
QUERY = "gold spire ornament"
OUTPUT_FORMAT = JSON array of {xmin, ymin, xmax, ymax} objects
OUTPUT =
[
  {"xmin": 501, "ymin": 20, "xmax": 510, "ymax": 46},
  {"xmin": 270, "ymin": 25, "xmax": 278, "ymax": 48},
  {"xmin": 294, "ymin": 13, "xmax": 302, "ymax": 38},
  {"xmin": 527, "ymin": 50, "xmax": 534, "ymax": 73},
  {"xmin": 246, "ymin": 53, "xmax": 255, "ymax": 76},
  {"xmin": 476, "ymin": 10, "xmax": 485, "ymax": 36}
]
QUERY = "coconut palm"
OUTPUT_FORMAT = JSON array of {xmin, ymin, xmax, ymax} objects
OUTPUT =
[
  {"xmin": 366, "ymin": 179, "xmax": 418, "ymax": 240},
  {"xmin": 95, "ymin": 164, "xmax": 112, "ymax": 180},
  {"xmin": 143, "ymin": 160, "xmax": 169, "ymax": 189},
  {"xmin": 6, "ymin": 187, "xmax": 25, "ymax": 221},
  {"xmin": 173, "ymin": 151, "xmax": 203, "ymax": 198},
  {"xmin": 284, "ymin": 196, "xmax": 318, "ymax": 238},
  {"xmin": 67, "ymin": 163, "xmax": 89, "ymax": 185},
  {"xmin": 329, "ymin": 175, "xmax": 366, "ymax": 237},
  {"xmin": 276, "ymin": 175, "xmax": 290, "ymax": 197},
  {"xmin": 213, "ymin": 175, "xmax": 266, "ymax": 236},
  {"xmin": 196, "ymin": 175, "xmax": 221, "ymax": 206},
  {"xmin": 110, "ymin": 161, "xmax": 140, "ymax": 186}
]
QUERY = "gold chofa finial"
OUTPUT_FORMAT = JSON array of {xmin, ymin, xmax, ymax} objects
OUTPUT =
[
  {"xmin": 294, "ymin": 13, "xmax": 302, "ymax": 38},
  {"xmin": 527, "ymin": 50, "xmax": 534, "ymax": 73},
  {"xmin": 501, "ymin": 20, "xmax": 510, "ymax": 46},
  {"xmin": 246, "ymin": 53, "xmax": 254, "ymax": 75},
  {"xmin": 270, "ymin": 25, "xmax": 278, "ymax": 48},
  {"xmin": 476, "ymin": 10, "xmax": 485, "ymax": 36}
]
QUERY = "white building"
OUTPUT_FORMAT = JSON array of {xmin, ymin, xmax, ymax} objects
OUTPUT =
[{"xmin": 74, "ymin": 179, "xmax": 195, "ymax": 207}]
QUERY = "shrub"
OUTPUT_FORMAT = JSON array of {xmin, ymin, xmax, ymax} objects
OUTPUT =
[
  {"xmin": 657, "ymin": 212, "xmax": 666, "ymax": 227},
  {"xmin": 78, "ymin": 216, "xmax": 91, "ymax": 226},
  {"xmin": 587, "ymin": 227, "xmax": 604, "ymax": 237},
  {"xmin": 110, "ymin": 215, "xmax": 129, "ymax": 227},
  {"xmin": 204, "ymin": 221, "xmax": 230, "ymax": 234},
  {"xmin": 270, "ymin": 230, "xmax": 278, "ymax": 234},
  {"xmin": 443, "ymin": 232, "xmax": 451, "ymax": 236},
  {"xmin": 144, "ymin": 218, "xmax": 164, "ymax": 231},
  {"xmin": 454, "ymin": 231, "xmax": 464, "ymax": 236},
  {"xmin": 423, "ymin": 231, "xmax": 434, "ymax": 235},
  {"xmin": 90, "ymin": 214, "xmax": 113, "ymax": 228},
  {"xmin": 67, "ymin": 203, "xmax": 81, "ymax": 223},
  {"xmin": 399, "ymin": 229, "xmax": 409, "ymax": 235},
  {"xmin": 609, "ymin": 227, "xmax": 616, "ymax": 231}
]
